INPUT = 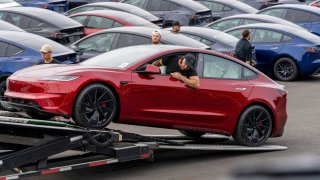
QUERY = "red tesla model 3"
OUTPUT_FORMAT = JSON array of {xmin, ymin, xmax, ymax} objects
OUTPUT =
[{"xmin": 5, "ymin": 45, "xmax": 287, "ymax": 146}]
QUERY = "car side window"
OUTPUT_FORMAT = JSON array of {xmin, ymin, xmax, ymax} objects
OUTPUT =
[
  {"xmin": 5, "ymin": 13, "xmax": 31, "ymax": 29},
  {"xmin": 112, "ymin": 21, "xmax": 123, "ymax": 28},
  {"xmin": 242, "ymin": 19, "xmax": 262, "ymax": 25},
  {"xmin": 282, "ymin": 35, "xmax": 293, "ymax": 42},
  {"xmin": 203, "ymin": 54, "xmax": 242, "ymax": 79},
  {"xmin": 0, "ymin": 41, "xmax": 8, "ymax": 57},
  {"xmin": 70, "ymin": 15, "xmax": 87, "ymax": 25},
  {"xmin": 310, "ymin": 13, "xmax": 320, "ymax": 22},
  {"xmin": 226, "ymin": 29, "xmax": 243, "ymax": 39},
  {"xmin": 123, "ymin": 0, "xmax": 146, "ymax": 8},
  {"xmin": 6, "ymin": 45, "xmax": 23, "ymax": 56},
  {"xmin": 77, "ymin": 33, "xmax": 116, "ymax": 52},
  {"xmin": 259, "ymin": 9, "xmax": 285, "ymax": 18},
  {"xmin": 29, "ymin": 18, "xmax": 44, "ymax": 28},
  {"xmin": 252, "ymin": 29, "xmax": 283, "ymax": 43},
  {"xmin": 284, "ymin": 9, "xmax": 310, "ymax": 23},
  {"xmin": 169, "ymin": 2, "xmax": 180, "ymax": 11},
  {"xmin": 87, "ymin": 16, "xmax": 113, "ymax": 29},
  {"xmin": 0, "ymin": 12, "xmax": 4, "ymax": 19},
  {"xmin": 223, "ymin": 5, "xmax": 232, "ymax": 12},
  {"xmin": 146, "ymin": 0, "xmax": 171, "ymax": 11},
  {"xmin": 69, "ymin": 6, "xmax": 96, "ymax": 15},
  {"xmin": 208, "ymin": 19, "xmax": 241, "ymax": 31},
  {"xmin": 199, "ymin": 1, "xmax": 224, "ymax": 12},
  {"xmin": 116, "ymin": 34, "xmax": 150, "ymax": 49},
  {"xmin": 180, "ymin": 33, "xmax": 213, "ymax": 46}
]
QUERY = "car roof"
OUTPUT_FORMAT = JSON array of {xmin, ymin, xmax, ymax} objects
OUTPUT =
[
  {"xmin": 0, "ymin": 7, "xmax": 83, "ymax": 28},
  {"xmin": 226, "ymin": 23, "xmax": 320, "ymax": 44},
  {"xmin": 70, "ymin": 2, "xmax": 159, "ymax": 21},
  {"xmin": 198, "ymin": 0, "xmax": 258, "ymax": 13},
  {"xmin": 82, "ymin": 26, "xmax": 209, "ymax": 49},
  {"xmin": 206, "ymin": 14, "xmax": 305, "ymax": 30},
  {"xmin": 71, "ymin": 9, "xmax": 145, "ymax": 19},
  {"xmin": 166, "ymin": 0, "xmax": 210, "ymax": 12},
  {"xmin": 260, "ymin": 4, "xmax": 320, "ymax": 14},
  {"xmin": 0, "ymin": 19, "xmax": 24, "ymax": 32},
  {"xmin": 178, "ymin": 26, "xmax": 239, "ymax": 47}
]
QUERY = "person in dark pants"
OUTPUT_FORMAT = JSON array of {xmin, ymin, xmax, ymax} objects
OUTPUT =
[
  {"xmin": 152, "ymin": 53, "xmax": 200, "ymax": 88},
  {"xmin": 235, "ymin": 29, "xmax": 256, "ymax": 66},
  {"xmin": 171, "ymin": 21, "xmax": 181, "ymax": 33},
  {"xmin": 39, "ymin": 44, "xmax": 61, "ymax": 64}
]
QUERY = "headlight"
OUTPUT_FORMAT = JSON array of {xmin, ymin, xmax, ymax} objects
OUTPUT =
[{"xmin": 41, "ymin": 75, "xmax": 80, "ymax": 81}]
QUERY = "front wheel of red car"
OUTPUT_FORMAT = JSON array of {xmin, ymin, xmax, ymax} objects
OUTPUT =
[
  {"xmin": 73, "ymin": 84, "xmax": 117, "ymax": 129},
  {"xmin": 233, "ymin": 105, "xmax": 273, "ymax": 147}
]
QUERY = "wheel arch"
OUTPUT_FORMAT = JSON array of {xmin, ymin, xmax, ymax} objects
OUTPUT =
[{"xmin": 72, "ymin": 80, "xmax": 121, "ymax": 122}]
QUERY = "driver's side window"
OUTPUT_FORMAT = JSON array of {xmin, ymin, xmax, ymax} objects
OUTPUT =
[{"xmin": 77, "ymin": 33, "xmax": 116, "ymax": 52}]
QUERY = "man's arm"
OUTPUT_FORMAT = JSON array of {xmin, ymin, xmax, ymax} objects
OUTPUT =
[
  {"xmin": 152, "ymin": 59, "xmax": 163, "ymax": 67},
  {"xmin": 244, "ymin": 44, "xmax": 253, "ymax": 65},
  {"xmin": 170, "ymin": 72, "xmax": 200, "ymax": 89}
]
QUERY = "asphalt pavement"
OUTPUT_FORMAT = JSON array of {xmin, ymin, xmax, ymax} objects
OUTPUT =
[{"xmin": 20, "ymin": 75, "xmax": 320, "ymax": 180}]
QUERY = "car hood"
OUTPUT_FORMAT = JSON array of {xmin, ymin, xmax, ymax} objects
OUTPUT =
[{"xmin": 10, "ymin": 64, "xmax": 121, "ymax": 79}]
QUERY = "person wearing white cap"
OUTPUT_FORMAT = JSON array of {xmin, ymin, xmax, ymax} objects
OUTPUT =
[
  {"xmin": 151, "ymin": 29, "xmax": 161, "ymax": 44},
  {"xmin": 39, "ymin": 44, "xmax": 61, "ymax": 64}
]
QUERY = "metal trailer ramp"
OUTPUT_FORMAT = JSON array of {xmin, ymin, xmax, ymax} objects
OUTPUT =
[{"xmin": 0, "ymin": 114, "xmax": 287, "ymax": 179}]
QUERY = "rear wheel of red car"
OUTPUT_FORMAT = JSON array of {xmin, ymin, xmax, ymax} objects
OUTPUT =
[
  {"xmin": 233, "ymin": 105, "xmax": 272, "ymax": 147},
  {"xmin": 179, "ymin": 130, "xmax": 205, "ymax": 137},
  {"xmin": 25, "ymin": 111, "xmax": 55, "ymax": 120},
  {"xmin": 0, "ymin": 80, "xmax": 18, "ymax": 112},
  {"xmin": 73, "ymin": 84, "xmax": 117, "ymax": 128},
  {"xmin": 274, "ymin": 57, "xmax": 298, "ymax": 81}
]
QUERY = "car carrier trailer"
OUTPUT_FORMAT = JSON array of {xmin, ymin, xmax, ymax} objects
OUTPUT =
[{"xmin": 0, "ymin": 112, "xmax": 287, "ymax": 180}]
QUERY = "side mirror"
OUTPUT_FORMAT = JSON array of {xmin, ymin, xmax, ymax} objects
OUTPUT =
[
  {"xmin": 137, "ymin": 64, "xmax": 161, "ymax": 75},
  {"xmin": 69, "ymin": 45, "xmax": 78, "ymax": 51}
]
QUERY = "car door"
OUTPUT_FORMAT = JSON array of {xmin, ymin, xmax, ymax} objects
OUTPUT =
[
  {"xmin": 193, "ymin": 53, "xmax": 254, "ymax": 128},
  {"xmin": 4, "ymin": 12, "xmax": 31, "ymax": 30},
  {"xmin": 112, "ymin": 33, "xmax": 151, "ymax": 50},
  {"xmin": 73, "ymin": 32, "xmax": 116, "ymax": 61},
  {"xmin": 250, "ymin": 28, "xmax": 285, "ymax": 73},
  {"xmin": 198, "ymin": 1, "xmax": 225, "ymax": 20},
  {"xmin": 127, "ymin": 52, "xmax": 199, "ymax": 127},
  {"xmin": 85, "ymin": 16, "xmax": 114, "ymax": 35}
]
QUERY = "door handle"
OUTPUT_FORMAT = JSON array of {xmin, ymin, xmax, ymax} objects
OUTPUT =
[
  {"xmin": 270, "ymin": 47, "xmax": 278, "ymax": 50},
  {"xmin": 235, "ymin": 87, "xmax": 246, "ymax": 91}
]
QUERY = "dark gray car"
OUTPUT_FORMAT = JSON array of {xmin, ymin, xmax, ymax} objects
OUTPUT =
[
  {"xmin": 69, "ymin": 26, "xmax": 209, "ymax": 61},
  {"xmin": 205, "ymin": 14, "xmax": 305, "ymax": 31},
  {"xmin": 0, "ymin": 7, "xmax": 84, "ymax": 46},
  {"xmin": 121, "ymin": 0, "xmax": 212, "ymax": 27},
  {"xmin": 167, "ymin": 26, "xmax": 238, "ymax": 56},
  {"xmin": 194, "ymin": 0, "xmax": 258, "ymax": 21},
  {"xmin": 64, "ymin": 2, "xmax": 164, "ymax": 26}
]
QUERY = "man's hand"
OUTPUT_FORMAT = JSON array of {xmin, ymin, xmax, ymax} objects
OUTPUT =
[{"xmin": 170, "ymin": 72, "xmax": 183, "ymax": 80}]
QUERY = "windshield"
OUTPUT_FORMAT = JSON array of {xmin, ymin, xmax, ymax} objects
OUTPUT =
[{"xmin": 81, "ymin": 45, "xmax": 162, "ymax": 69}]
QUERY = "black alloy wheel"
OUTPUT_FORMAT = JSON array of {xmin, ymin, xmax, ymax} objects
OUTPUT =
[
  {"xmin": 73, "ymin": 84, "xmax": 117, "ymax": 128},
  {"xmin": 233, "ymin": 105, "xmax": 272, "ymax": 146},
  {"xmin": 0, "ymin": 80, "xmax": 17, "ymax": 112},
  {"xmin": 274, "ymin": 57, "xmax": 298, "ymax": 81}
]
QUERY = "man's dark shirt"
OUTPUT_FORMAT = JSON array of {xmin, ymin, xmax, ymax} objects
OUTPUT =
[
  {"xmin": 235, "ymin": 37, "xmax": 252, "ymax": 62},
  {"xmin": 162, "ymin": 56, "xmax": 198, "ymax": 77},
  {"xmin": 38, "ymin": 58, "xmax": 61, "ymax": 65}
]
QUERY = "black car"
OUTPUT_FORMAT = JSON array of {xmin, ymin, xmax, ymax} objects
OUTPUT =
[
  {"xmin": 64, "ymin": 2, "xmax": 163, "ymax": 26},
  {"xmin": 69, "ymin": 26, "xmax": 209, "ymax": 61},
  {"xmin": 0, "ymin": 19, "xmax": 24, "ymax": 31},
  {"xmin": 205, "ymin": 14, "xmax": 304, "ymax": 31},
  {"xmin": 194, "ymin": 0, "xmax": 258, "ymax": 21},
  {"xmin": 121, "ymin": 0, "xmax": 212, "ymax": 27},
  {"xmin": 0, "ymin": 7, "xmax": 84, "ymax": 45},
  {"xmin": 168, "ymin": 26, "xmax": 238, "ymax": 56}
]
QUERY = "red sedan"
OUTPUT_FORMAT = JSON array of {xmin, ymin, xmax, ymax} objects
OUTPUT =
[
  {"xmin": 5, "ymin": 45, "xmax": 287, "ymax": 146},
  {"xmin": 310, "ymin": 0, "xmax": 320, "ymax": 7},
  {"xmin": 69, "ymin": 10, "xmax": 159, "ymax": 36}
]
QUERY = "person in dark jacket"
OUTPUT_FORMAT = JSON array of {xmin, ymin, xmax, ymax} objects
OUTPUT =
[
  {"xmin": 171, "ymin": 21, "xmax": 181, "ymax": 33},
  {"xmin": 39, "ymin": 44, "xmax": 61, "ymax": 64},
  {"xmin": 235, "ymin": 29, "xmax": 255, "ymax": 66}
]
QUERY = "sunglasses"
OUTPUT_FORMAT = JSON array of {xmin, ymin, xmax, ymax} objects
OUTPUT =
[{"xmin": 41, "ymin": 51, "xmax": 51, "ymax": 54}]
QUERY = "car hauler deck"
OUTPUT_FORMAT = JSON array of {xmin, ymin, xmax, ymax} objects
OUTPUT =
[{"xmin": 0, "ymin": 114, "xmax": 287, "ymax": 180}]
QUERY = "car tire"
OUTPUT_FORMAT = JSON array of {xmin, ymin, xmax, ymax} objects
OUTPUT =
[
  {"xmin": 25, "ymin": 111, "xmax": 55, "ymax": 120},
  {"xmin": 274, "ymin": 57, "xmax": 298, "ymax": 81},
  {"xmin": 233, "ymin": 105, "xmax": 272, "ymax": 147},
  {"xmin": 73, "ymin": 84, "xmax": 117, "ymax": 128},
  {"xmin": 179, "ymin": 130, "xmax": 205, "ymax": 137},
  {"xmin": 0, "ymin": 80, "xmax": 18, "ymax": 112}
]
